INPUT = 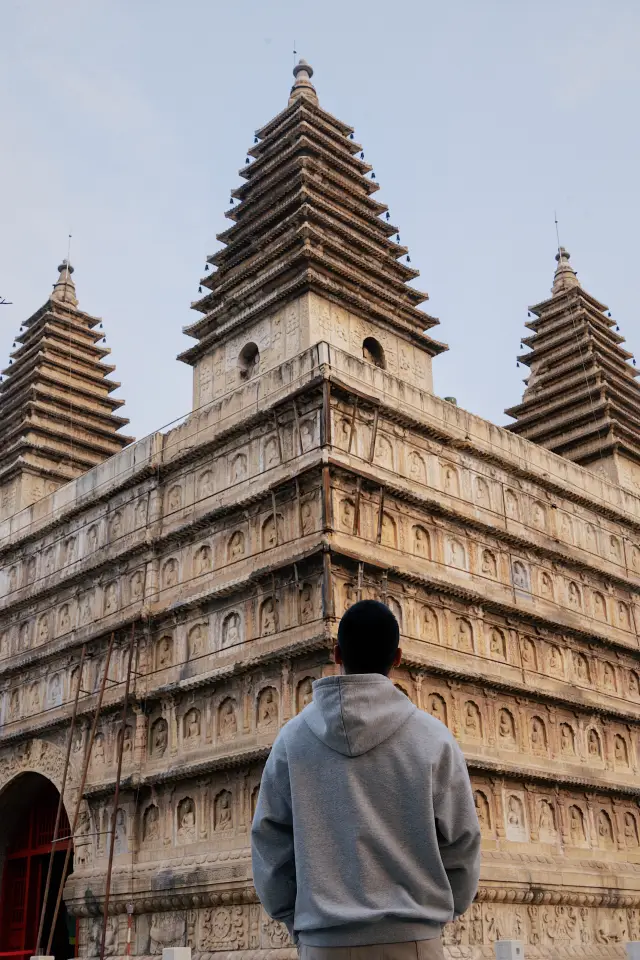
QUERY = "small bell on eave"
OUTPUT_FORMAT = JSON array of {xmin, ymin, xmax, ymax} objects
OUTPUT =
[
  {"xmin": 385, "ymin": 211, "xmax": 390, "ymax": 221},
  {"xmin": 517, "ymin": 362, "xmax": 520, "ymax": 368},
  {"xmin": 254, "ymin": 137, "xmax": 259, "ymax": 144},
  {"xmin": 396, "ymin": 234, "xmax": 400, "ymax": 243},
  {"xmin": 528, "ymin": 311, "xmax": 531, "ymax": 317},
  {"xmin": 205, "ymin": 264, "xmax": 209, "ymax": 271},
  {"xmin": 607, "ymin": 311, "xmax": 611, "ymax": 317},
  {"xmin": 360, "ymin": 152, "xmax": 364, "ymax": 160},
  {"xmin": 634, "ymin": 359, "xmax": 637, "ymax": 367},
  {"xmin": 371, "ymin": 172, "xmax": 376, "ymax": 179},
  {"xmin": 520, "ymin": 343, "xmax": 524, "ymax": 350},
  {"xmin": 198, "ymin": 286, "xmax": 202, "ymax": 293},
  {"xmin": 406, "ymin": 255, "xmax": 411, "ymax": 263},
  {"xmin": 350, "ymin": 133, "xmax": 354, "ymax": 139},
  {"xmin": 616, "ymin": 326, "xmax": 620, "ymax": 331},
  {"xmin": 245, "ymin": 158, "xmax": 250, "ymax": 164},
  {"xmin": 12, "ymin": 342, "xmax": 15, "ymax": 348},
  {"xmin": 229, "ymin": 197, "xmax": 234, "ymax": 204},
  {"xmin": 9, "ymin": 359, "xmax": 12, "ymax": 365}
]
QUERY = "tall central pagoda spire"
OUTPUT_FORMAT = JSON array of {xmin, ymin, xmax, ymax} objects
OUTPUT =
[
  {"xmin": 179, "ymin": 60, "xmax": 446, "ymax": 400},
  {"xmin": 505, "ymin": 247, "xmax": 640, "ymax": 490},
  {"xmin": 0, "ymin": 260, "xmax": 133, "ymax": 519}
]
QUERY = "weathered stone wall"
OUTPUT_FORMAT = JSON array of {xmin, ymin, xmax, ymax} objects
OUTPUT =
[{"xmin": 1, "ymin": 341, "xmax": 640, "ymax": 956}]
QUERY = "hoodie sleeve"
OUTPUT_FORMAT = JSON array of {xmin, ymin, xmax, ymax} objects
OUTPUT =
[
  {"xmin": 251, "ymin": 733, "xmax": 298, "ymax": 942},
  {"xmin": 433, "ymin": 736, "xmax": 481, "ymax": 918}
]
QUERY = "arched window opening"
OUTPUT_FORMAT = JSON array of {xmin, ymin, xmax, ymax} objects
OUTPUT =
[
  {"xmin": 362, "ymin": 337, "xmax": 385, "ymax": 369},
  {"xmin": 238, "ymin": 342, "xmax": 260, "ymax": 380}
]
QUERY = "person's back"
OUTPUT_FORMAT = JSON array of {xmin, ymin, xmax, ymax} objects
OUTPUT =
[{"xmin": 251, "ymin": 600, "xmax": 481, "ymax": 958}]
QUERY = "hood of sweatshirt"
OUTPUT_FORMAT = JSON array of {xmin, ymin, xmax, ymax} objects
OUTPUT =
[{"xmin": 303, "ymin": 674, "xmax": 416, "ymax": 757}]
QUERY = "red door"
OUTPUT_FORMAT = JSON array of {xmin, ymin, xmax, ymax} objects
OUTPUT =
[{"xmin": 0, "ymin": 778, "xmax": 71, "ymax": 959}]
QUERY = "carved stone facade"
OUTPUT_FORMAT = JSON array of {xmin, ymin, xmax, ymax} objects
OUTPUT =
[{"xmin": 1, "ymin": 61, "xmax": 640, "ymax": 959}]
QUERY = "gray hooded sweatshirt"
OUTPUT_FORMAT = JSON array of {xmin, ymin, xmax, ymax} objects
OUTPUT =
[{"xmin": 251, "ymin": 674, "xmax": 481, "ymax": 947}]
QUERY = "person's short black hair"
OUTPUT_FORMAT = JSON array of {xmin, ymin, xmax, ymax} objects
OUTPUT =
[{"xmin": 337, "ymin": 599, "xmax": 400, "ymax": 675}]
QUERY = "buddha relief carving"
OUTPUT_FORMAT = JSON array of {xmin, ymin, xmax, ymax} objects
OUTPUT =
[
  {"xmin": 58, "ymin": 604, "xmax": 71, "ymax": 634},
  {"xmin": 130, "ymin": 570, "xmax": 145, "ymax": 601},
  {"xmin": 300, "ymin": 583, "xmax": 315, "ymax": 622},
  {"xmin": 155, "ymin": 635, "xmax": 173, "ymax": 669},
  {"xmin": 569, "ymin": 805, "xmax": 586, "ymax": 843},
  {"xmin": 574, "ymin": 653, "xmax": 590, "ymax": 684},
  {"xmin": 481, "ymin": 549, "xmax": 497, "ymax": 578},
  {"xmin": 597, "ymin": 810, "xmax": 614, "ymax": 847},
  {"xmin": 339, "ymin": 498, "xmax": 355, "ymax": 533},
  {"xmin": 422, "ymin": 606, "xmax": 439, "ymax": 643},
  {"xmin": 387, "ymin": 597, "xmax": 402, "ymax": 629},
  {"xmin": 531, "ymin": 501, "xmax": 547, "ymax": 530},
  {"xmin": 92, "ymin": 733, "xmax": 105, "ymax": 767},
  {"xmin": 143, "ymin": 805, "xmax": 160, "ymax": 842},
  {"xmin": 489, "ymin": 627, "xmax": 506, "ymax": 659},
  {"xmin": 197, "ymin": 470, "xmax": 214, "ymax": 498},
  {"xmin": 456, "ymin": 617, "xmax": 474, "ymax": 653},
  {"xmin": 187, "ymin": 623, "xmax": 205, "ymax": 659},
  {"xmin": 343, "ymin": 582, "xmax": 357, "ymax": 611},
  {"xmin": 218, "ymin": 698, "xmax": 237, "ymax": 739},
  {"xmin": 625, "ymin": 812, "xmax": 640, "ymax": 847},
  {"xmin": 540, "ymin": 572, "xmax": 554, "ymax": 600},
  {"xmin": 262, "ymin": 435, "xmax": 280, "ymax": 471},
  {"xmin": 296, "ymin": 678, "xmax": 314, "ymax": 712},
  {"xmin": 464, "ymin": 701, "xmax": 482, "ymax": 738},
  {"xmin": 262, "ymin": 513, "xmax": 284, "ymax": 549},
  {"xmin": 109, "ymin": 511, "xmax": 123, "ymax": 540},
  {"xmin": 374, "ymin": 435, "xmax": 393, "ymax": 470},
  {"xmin": 609, "ymin": 535, "xmax": 623, "ymax": 562},
  {"xmin": 603, "ymin": 662, "xmax": 617, "ymax": 691},
  {"xmin": 135, "ymin": 497, "xmax": 148, "ymax": 527},
  {"xmin": 87, "ymin": 525, "xmax": 99, "ymax": 551},
  {"xmin": 474, "ymin": 791, "xmax": 491, "ymax": 833},
  {"xmin": 214, "ymin": 790, "xmax": 233, "ymax": 831},
  {"xmin": 167, "ymin": 485, "xmax": 182, "ymax": 512},
  {"xmin": 428, "ymin": 694, "xmax": 447, "ymax": 726},
  {"xmin": 227, "ymin": 529, "xmax": 246, "ymax": 561},
  {"xmin": 79, "ymin": 591, "xmax": 93, "ymax": 625},
  {"xmin": 568, "ymin": 581, "xmax": 582, "ymax": 610},
  {"xmin": 511, "ymin": 560, "xmax": 529, "ymax": 590},
  {"xmin": 593, "ymin": 591, "xmax": 608, "ymax": 622},
  {"xmin": 64, "ymin": 537, "xmax": 77, "ymax": 564},
  {"xmin": 114, "ymin": 808, "xmax": 127, "ymax": 855},
  {"xmin": 299, "ymin": 418, "xmax": 315, "ymax": 451},
  {"xmin": 442, "ymin": 465, "xmax": 460, "ymax": 497},
  {"xmin": 618, "ymin": 601, "xmax": 631, "ymax": 630},
  {"xmin": 505, "ymin": 489, "xmax": 520, "ymax": 520},
  {"xmin": 231, "ymin": 453, "xmax": 247, "ymax": 484},
  {"xmin": 301, "ymin": 498, "xmax": 316, "ymax": 534},
  {"xmin": 257, "ymin": 687, "xmax": 279, "ymax": 731},
  {"xmin": 19, "ymin": 621, "xmax": 31, "ymax": 650},
  {"xmin": 585, "ymin": 523, "xmax": 598, "ymax": 552},
  {"xmin": 475, "ymin": 476, "xmax": 490, "ymax": 506},
  {"xmin": 498, "ymin": 708, "xmax": 516, "ymax": 743},
  {"xmin": 380, "ymin": 513, "xmax": 397, "ymax": 548},
  {"xmin": 26, "ymin": 556, "xmax": 37, "ymax": 584},
  {"xmin": 547, "ymin": 645, "xmax": 563, "ymax": 676},
  {"xmin": 177, "ymin": 797, "xmax": 196, "ymax": 844},
  {"xmin": 629, "ymin": 671, "xmax": 640, "ymax": 698},
  {"xmin": 530, "ymin": 716, "xmax": 548, "ymax": 754},
  {"xmin": 411, "ymin": 525, "xmax": 430, "ymax": 558},
  {"xmin": 587, "ymin": 728, "xmax": 602, "ymax": 759},
  {"xmin": 49, "ymin": 673, "xmax": 62, "ymax": 705},
  {"xmin": 162, "ymin": 558, "xmax": 179, "ymax": 588},
  {"xmin": 520, "ymin": 637, "xmax": 537, "ymax": 670},
  {"xmin": 560, "ymin": 723, "xmax": 575, "ymax": 755},
  {"xmin": 104, "ymin": 582, "xmax": 118, "ymax": 615},
  {"xmin": 194, "ymin": 544, "xmax": 213, "ymax": 576},
  {"xmin": 150, "ymin": 718, "xmax": 168, "ymax": 758},
  {"xmin": 408, "ymin": 452, "xmax": 426, "ymax": 484},
  {"xmin": 538, "ymin": 800, "xmax": 556, "ymax": 838},
  {"xmin": 222, "ymin": 612, "xmax": 242, "ymax": 649},
  {"xmin": 447, "ymin": 538, "xmax": 467, "ymax": 570},
  {"xmin": 614, "ymin": 734, "xmax": 629, "ymax": 766},
  {"xmin": 184, "ymin": 708, "xmax": 201, "ymax": 743},
  {"xmin": 37, "ymin": 614, "xmax": 49, "ymax": 643},
  {"xmin": 506, "ymin": 795, "xmax": 526, "ymax": 835},
  {"xmin": 260, "ymin": 598, "xmax": 277, "ymax": 636}
]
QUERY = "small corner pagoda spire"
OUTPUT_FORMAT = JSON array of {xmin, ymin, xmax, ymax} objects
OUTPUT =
[
  {"xmin": 505, "ymin": 246, "xmax": 640, "ymax": 489},
  {"xmin": 289, "ymin": 58, "xmax": 318, "ymax": 105},
  {"xmin": 0, "ymin": 258, "xmax": 134, "ymax": 519},
  {"xmin": 179, "ymin": 59, "xmax": 446, "ymax": 379},
  {"xmin": 51, "ymin": 259, "xmax": 78, "ymax": 307},
  {"xmin": 551, "ymin": 246, "xmax": 579, "ymax": 295}
]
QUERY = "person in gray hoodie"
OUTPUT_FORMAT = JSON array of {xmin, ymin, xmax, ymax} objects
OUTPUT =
[{"xmin": 251, "ymin": 599, "xmax": 481, "ymax": 959}]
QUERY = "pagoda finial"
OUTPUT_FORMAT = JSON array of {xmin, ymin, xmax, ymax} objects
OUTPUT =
[
  {"xmin": 552, "ymin": 246, "xmax": 579, "ymax": 295},
  {"xmin": 51, "ymin": 259, "xmax": 78, "ymax": 307},
  {"xmin": 289, "ymin": 58, "xmax": 318, "ymax": 105}
]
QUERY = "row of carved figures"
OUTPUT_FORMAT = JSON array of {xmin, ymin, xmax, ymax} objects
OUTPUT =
[
  {"xmin": 335, "ymin": 492, "xmax": 637, "ymax": 637},
  {"xmin": 334, "ymin": 410, "xmax": 640, "ymax": 573}
]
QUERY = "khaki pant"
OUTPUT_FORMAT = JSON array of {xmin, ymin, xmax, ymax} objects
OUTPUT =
[{"xmin": 299, "ymin": 940, "xmax": 445, "ymax": 960}]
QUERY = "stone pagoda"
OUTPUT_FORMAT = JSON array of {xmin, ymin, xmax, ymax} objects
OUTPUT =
[
  {"xmin": 0, "ymin": 61, "xmax": 640, "ymax": 959},
  {"xmin": 506, "ymin": 247, "xmax": 640, "ymax": 492},
  {"xmin": 0, "ymin": 260, "xmax": 132, "ymax": 521}
]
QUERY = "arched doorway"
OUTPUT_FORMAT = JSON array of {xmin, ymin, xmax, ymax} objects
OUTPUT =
[{"xmin": 0, "ymin": 774, "xmax": 75, "ymax": 959}]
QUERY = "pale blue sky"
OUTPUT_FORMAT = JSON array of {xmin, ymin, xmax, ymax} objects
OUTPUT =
[{"xmin": 2, "ymin": 0, "xmax": 639, "ymax": 440}]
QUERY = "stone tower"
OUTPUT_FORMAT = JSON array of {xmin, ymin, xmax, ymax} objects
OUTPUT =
[
  {"xmin": 0, "ymin": 260, "xmax": 132, "ymax": 520},
  {"xmin": 506, "ymin": 247, "xmax": 640, "ymax": 492},
  {"xmin": 1, "ymin": 63, "xmax": 640, "ymax": 959}
]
